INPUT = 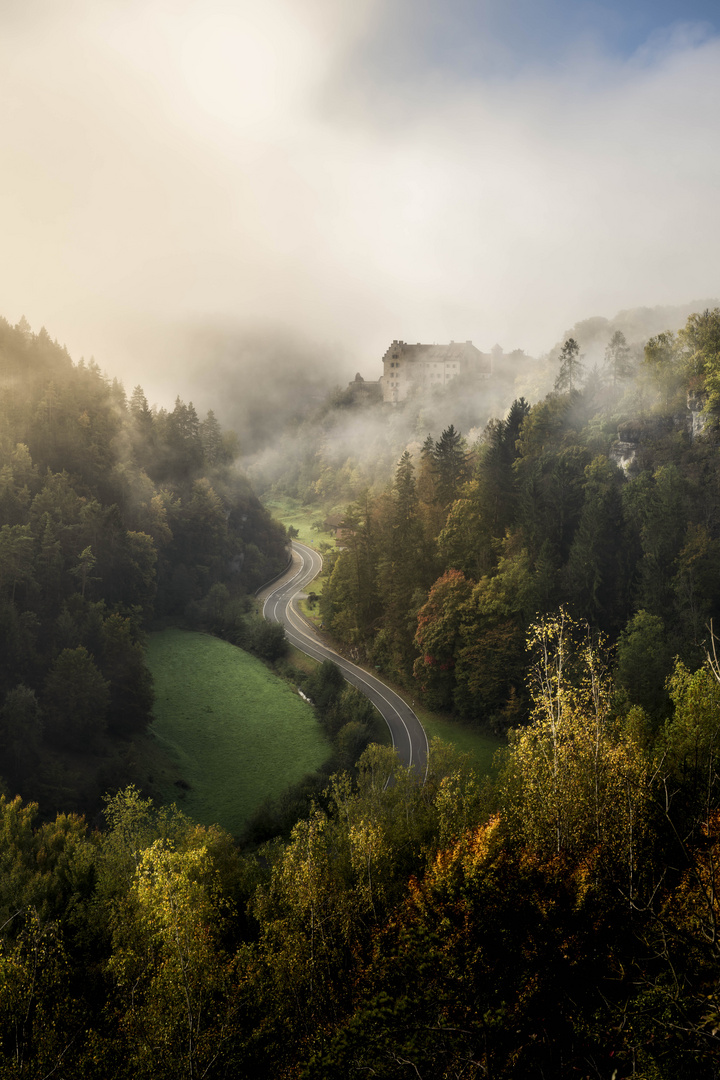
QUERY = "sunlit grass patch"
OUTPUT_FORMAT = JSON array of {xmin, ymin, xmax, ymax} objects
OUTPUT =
[
  {"xmin": 419, "ymin": 712, "xmax": 503, "ymax": 776},
  {"xmin": 360, "ymin": 674, "xmax": 504, "ymax": 776},
  {"xmin": 260, "ymin": 493, "xmax": 342, "ymax": 548},
  {"xmin": 297, "ymin": 595, "xmax": 323, "ymax": 628},
  {"xmin": 285, "ymin": 644, "xmax": 321, "ymax": 675},
  {"xmin": 146, "ymin": 628, "xmax": 331, "ymax": 835}
]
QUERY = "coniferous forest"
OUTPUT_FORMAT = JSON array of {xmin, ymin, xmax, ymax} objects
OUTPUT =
[
  {"xmin": 3, "ymin": 310, "xmax": 720, "ymax": 1077},
  {"xmin": 0, "ymin": 316, "xmax": 288, "ymax": 817}
]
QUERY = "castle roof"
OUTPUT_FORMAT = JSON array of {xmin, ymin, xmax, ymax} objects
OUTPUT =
[{"xmin": 384, "ymin": 340, "xmax": 486, "ymax": 363}]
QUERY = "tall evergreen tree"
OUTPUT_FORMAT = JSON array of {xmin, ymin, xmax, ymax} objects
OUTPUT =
[
  {"xmin": 554, "ymin": 337, "xmax": 582, "ymax": 393},
  {"xmin": 604, "ymin": 330, "xmax": 632, "ymax": 388},
  {"xmin": 432, "ymin": 424, "xmax": 468, "ymax": 510}
]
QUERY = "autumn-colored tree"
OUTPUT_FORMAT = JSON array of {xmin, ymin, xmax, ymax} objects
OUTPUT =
[
  {"xmin": 306, "ymin": 816, "xmax": 624, "ymax": 1080},
  {"xmin": 413, "ymin": 569, "xmax": 474, "ymax": 710},
  {"xmin": 500, "ymin": 610, "xmax": 649, "ymax": 891},
  {"xmin": 107, "ymin": 839, "xmax": 236, "ymax": 1080},
  {"xmin": 451, "ymin": 534, "xmax": 535, "ymax": 724},
  {"xmin": 0, "ymin": 911, "xmax": 82, "ymax": 1076}
]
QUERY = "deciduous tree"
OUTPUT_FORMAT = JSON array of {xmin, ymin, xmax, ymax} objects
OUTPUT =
[{"xmin": 500, "ymin": 610, "xmax": 649, "ymax": 891}]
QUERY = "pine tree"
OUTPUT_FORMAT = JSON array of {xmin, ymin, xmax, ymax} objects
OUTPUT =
[
  {"xmin": 604, "ymin": 330, "xmax": 632, "ymax": 388},
  {"xmin": 432, "ymin": 425, "xmax": 468, "ymax": 509},
  {"xmin": 554, "ymin": 338, "xmax": 582, "ymax": 393},
  {"xmin": 199, "ymin": 409, "xmax": 225, "ymax": 467}
]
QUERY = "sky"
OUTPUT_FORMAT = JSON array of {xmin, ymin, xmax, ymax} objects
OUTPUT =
[{"xmin": 1, "ymin": 0, "xmax": 719, "ymax": 404}]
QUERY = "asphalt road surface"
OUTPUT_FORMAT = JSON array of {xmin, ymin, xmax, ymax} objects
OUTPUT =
[{"xmin": 259, "ymin": 541, "xmax": 429, "ymax": 778}]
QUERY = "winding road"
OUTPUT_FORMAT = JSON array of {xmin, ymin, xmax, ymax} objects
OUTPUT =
[{"xmin": 259, "ymin": 541, "xmax": 429, "ymax": 778}]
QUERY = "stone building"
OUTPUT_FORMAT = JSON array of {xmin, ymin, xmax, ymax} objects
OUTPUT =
[
  {"xmin": 380, "ymin": 340, "xmax": 491, "ymax": 403},
  {"xmin": 345, "ymin": 372, "xmax": 382, "ymax": 402}
]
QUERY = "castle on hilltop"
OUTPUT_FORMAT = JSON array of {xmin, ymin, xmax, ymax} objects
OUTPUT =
[{"xmin": 379, "ymin": 340, "xmax": 491, "ymax": 404}]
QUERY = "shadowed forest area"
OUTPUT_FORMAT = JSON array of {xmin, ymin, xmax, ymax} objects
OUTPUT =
[
  {"xmin": 0, "ymin": 316, "xmax": 288, "ymax": 817},
  {"xmin": 3, "ymin": 309, "xmax": 720, "ymax": 1076}
]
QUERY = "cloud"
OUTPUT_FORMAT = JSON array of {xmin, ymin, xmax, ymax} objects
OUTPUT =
[{"xmin": 1, "ymin": 0, "xmax": 719, "ymax": 402}]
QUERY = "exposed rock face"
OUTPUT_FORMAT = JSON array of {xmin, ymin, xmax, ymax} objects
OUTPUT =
[
  {"xmin": 617, "ymin": 419, "xmax": 645, "ymax": 444},
  {"xmin": 687, "ymin": 390, "xmax": 708, "ymax": 440},
  {"xmin": 609, "ymin": 441, "xmax": 638, "ymax": 473},
  {"xmin": 610, "ymin": 393, "xmax": 709, "ymax": 473},
  {"xmin": 610, "ymin": 420, "xmax": 644, "ymax": 473}
]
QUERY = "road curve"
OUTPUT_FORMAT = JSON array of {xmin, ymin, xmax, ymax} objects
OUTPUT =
[{"xmin": 258, "ymin": 540, "xmax": 429, "ymax": 778}]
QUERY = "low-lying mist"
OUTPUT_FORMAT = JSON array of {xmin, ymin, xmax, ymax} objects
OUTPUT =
[
  {"xmin": 551, "ymin": 298, "xmax": 720, "ymax": 370},
  {"xmin": 218, "ymin": 298, "xmax": 719, "ymax": 508},
  {"xmin": 176, "ymin": 323, "xmax": 356, "ymax": 454}
]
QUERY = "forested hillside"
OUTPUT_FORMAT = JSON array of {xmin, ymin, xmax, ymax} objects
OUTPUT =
[
  {"xmin": 319, "ymin": 309, "xmax": 720, "ymax": 736},
  {"xmin": 244, "ymin": 301, "xmax": 713, "ymax": 507},
  {"xmin": 2, "ymin": 624, "xmax": 720, "ymax": 1078},
  {"xmin": 0, "ymin": 316, "xmax": 287, "ymax": 815},
  {"xmin": 3, "ymin": 310, "xmax": 720, "ymax": 1078}
]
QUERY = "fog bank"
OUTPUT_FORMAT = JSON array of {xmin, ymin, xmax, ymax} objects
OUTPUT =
[{"xmin": 0, "ymin": 0, "xmax": 719, "ymax": 401}]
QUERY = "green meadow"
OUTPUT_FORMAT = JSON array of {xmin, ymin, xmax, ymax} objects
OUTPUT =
[
  {"xmin": 146, "ymin": 628, "xmax": 331, "ymax": 835},
  {"xmin": 420, "ymin": 712, "xmax": 503, "ymax": 776},
  {"xmin": 260, "ymin": 493, "xmax": 338, "ymax": 548}
]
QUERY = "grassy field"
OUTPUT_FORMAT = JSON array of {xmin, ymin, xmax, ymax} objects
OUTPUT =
[
  {"xmin": 420, "ymin": 712, "xmax": 503, "ymax": 776},
  {"xmin": 260, "ymin": 493, "xmax": 340, "ymax": 549},
  {"xmin": 297, "ymin": 595, "xmax": 323, "ymax": 629},
  {"xmin": 145, "ymin": 628, "xmax": 331, "ymax": 836}
]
